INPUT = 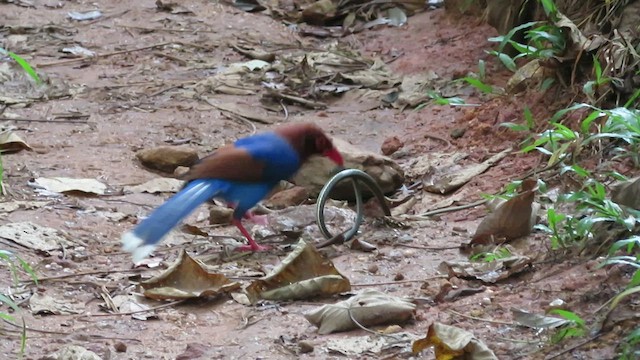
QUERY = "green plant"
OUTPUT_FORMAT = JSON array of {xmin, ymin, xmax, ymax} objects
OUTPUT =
[
  {"xmin": 0, "ymin": 47, "xmax": 41, "ymax": 84},
  {"xmin": 549, "ymin": 309, "xmax": 587, "ymax": 343},
  {"xmin": 469, "ymin": 247, "xmax": 512, "ymax": 262},
  {"xmin": 1, "ymin": 249, "xmax": 37, "ymax": 356},
  {"xmin": 618, "ymin": 327, "xmax": 640, "ymax": 359}
]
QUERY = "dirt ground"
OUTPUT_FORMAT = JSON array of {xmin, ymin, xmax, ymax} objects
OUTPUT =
[{"xmin": 0, "ymin": 1, "xmax": 632, "ymax": 359}]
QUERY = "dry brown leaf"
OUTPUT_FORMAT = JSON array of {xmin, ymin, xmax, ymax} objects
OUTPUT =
[
  {"xmin": 438, "ymin": 255, "xmax": 532, "ymax": 283},
  {"xmin": 123, "ymin": 178, "xmax": 184, "ymax": 194},
  {"xmin": 424, "ymin": 147, "xmax": 513, "ymax": 194},
  {"xmin": 0, "ymin": 222, "xmax": 73, "ymax": 252},
  {"xmin": 412, "ymin": 322, "xmax": 498, "ymax": 359},
  {"xmin": 141, "ymin": 250, "xmax": 241, "ymax": 300},
  {"xmin": 30, "ymin": 177, "xmax": 113, "ymax": 196},
  {"xmin": 304, "ymin": 290, "xmax": 415, "ymax": 334},
  {"xmin": 471, "ymin": 179, "xmax": 539, "ymax": 246},
  {"xmin": 611, "ymin": 176, "xmax": 640, "ymax": 210},
  {"xmin": 246, "ymin": 240, "xmax": 351, "ymax": 303},
  {"xmin": 0, "ymin": 130, "xmax": 32, "ymax": 153}
]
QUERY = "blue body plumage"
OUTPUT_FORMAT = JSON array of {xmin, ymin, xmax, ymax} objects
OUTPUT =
[
  {"xmin": 122, "ymin": 132, "xmax": 302, "ymax": 261},
  {"xmin": 121, "ymin": 123, "xmax": 344, "ymax": 262}
]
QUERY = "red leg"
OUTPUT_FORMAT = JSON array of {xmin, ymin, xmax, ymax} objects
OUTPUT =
[
  {"xmin": 232, "ymin": 219, "xmax": 270, "ymax": 252},
  {"xmin": 243, "ymin": 210, "xmax": 269, "ymax": 226}
]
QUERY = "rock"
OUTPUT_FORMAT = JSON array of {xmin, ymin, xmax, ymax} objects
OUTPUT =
[
  {"xmin": 113, "ymin": 342, "xmax": 127, "ymax": 353},
  {"xmin": 136, "ymin": 146, "xmax": 199, "ymax": 173},
  {"xmin": 47, "ymin": 345, "xmax": 102, "ymax": 360},
  {"xmin": 293, "ymin": 138, "xmax": 404, "ymax": 200},
  {"xmin": 209, "ymin": 206, "xmax": 233, "ymax": 225},
  {"xmin": 381, "ymin": 136, "xmax": 403, "ymax": 156},
  {"xmin": 266, "ymin": 186, "xmax": 309, "ymax": 209},
  {"xmin": 298, "ymin": 341, "xmax": 314, "ymax": 354},
  {"xmin": 175, "ymin": 343, "xmax": 210, "ymax": 360},
  {"xmin": 173, "ymin": 166, "xmax": 190, "ymax": 177}
]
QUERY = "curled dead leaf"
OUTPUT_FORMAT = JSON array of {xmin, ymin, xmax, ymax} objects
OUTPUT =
[
  {"xmin": 470, "ymin": 179, "xmax": 539, "ymax": 246},
  {"xmin": 246, "ymin": 240, "xmax": 350, "ymax": 303},
  {"xmin": 438, "ymin": 255, "xmax": 532, "ymax": 283},
  {"xmin": 141, "ymin": 250, "xmax": 240, "ymax": 300},
  {"xmin": 304, "ymin": 290, "xmax": 415, "ymax": 334},
  {"xmin": 30, "ymin": 177, "xmax": 116, "ymax": 196},
  {"xmin": 0, "ymin": 130, "xmax": 32, "ymax": 153},
  {"xmin": 412, "ymin": 322, "xmax": 498, "ymax": 359}
]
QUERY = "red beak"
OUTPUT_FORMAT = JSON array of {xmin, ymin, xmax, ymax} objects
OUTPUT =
[{"xmin": 323, "ymin": 148, "xmax": 344, "ymax": 167}]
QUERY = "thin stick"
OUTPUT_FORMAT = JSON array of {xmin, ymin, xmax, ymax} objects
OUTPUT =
[
  {"xmin": 24, "ymin": 268, "xmax": 149, "ymax": 283},
  {"xmin": 79, "ymin": 300, "xmax": 185, "ymax": 318},
  {"xmin": 351, "ymin": 276, "xmax": 447, "ymax": 287},
  {"xmin": 0, "ymin": 117, "xmax": 89, "ymax": 124},
  {"xmin": 545, "ymin": 334, "xmax": 603, "ymax": 360},
  {"xmin": 36, "ymin": 42, "xmax": 173, "ymax": 67},
  {"xmin": 347, "ymin": 307, "xmax": 401, "ymax": 340},
  {"xmin": 395, "ymin": 243, "xmax": 460, "ymax": 251},
  {"xmin": 446, "ymin": 309, "xmax": 515, "ymax": 326},
  {"xmin": 401, "ymin": 199, "xmax": 487, "ymax": 219}
]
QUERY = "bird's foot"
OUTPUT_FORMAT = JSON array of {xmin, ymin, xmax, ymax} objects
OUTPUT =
[
  {"xmin": 234, "ymin": 243, "xmax": 271, "ymax": 252},
  {"xmin": 244, "ymin": 212, "xmax": 269, "ymax": 226}
]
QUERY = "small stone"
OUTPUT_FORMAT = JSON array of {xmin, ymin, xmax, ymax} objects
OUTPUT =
[
  {"xmin": 174, "ymin": 166, "xmax": 190, "ymax": 177},
  {"xmin": 136, "ymin": 146, "xmax": 199, "ymax": 173},
  {"xmin": 114, "ymin": 342, "xmax": 127, "ymax": 353},
  {"xmin": 481, "ymin": 297, "xmax": 492, "ymax": 305},
  {"xmin": 367, "ymin": 264, "xmax": 379, "ymax": 274},
  {"xmin": 381, "ymin": 136, "xmax": 403, "ymax": 156},
  {"xmin": 298, "ymin": 341, "xmax": 314, "ymax": 354},
  {"xmin": 450, "ymin": 128, "xmax": 466, "ymax": 139},
  {"xmin": 209, "ymin": 206, "xmax": 233, "ymax": 225},
  {"xmin": 266, "ymin": 186, "xmax": 309, "ymax": 209},
  {"xmin": 394, "ymin": 273, "xmax": 405, "ymax": 281},
  {"xmin": 381, "ymin": 325, "xmax": 403, "ymax": 334}
]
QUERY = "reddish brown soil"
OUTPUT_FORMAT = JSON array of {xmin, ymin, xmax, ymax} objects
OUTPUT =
[{"xmin": 0, "ymin": 1, "xmax": 629, "ymax": 359}]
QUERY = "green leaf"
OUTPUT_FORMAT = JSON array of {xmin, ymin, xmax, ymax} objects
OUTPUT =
[
  {"xmin": 540, "ymin": 77, "xmax": 555, "ymax": 91},
  {"xmin": 0, "ymin": 47, "xmax": 41, "ymax": 84},
  {"xmin": 540, "ymin": 0, "xmax": 557, "ymax": 16},
  {"xmin": 500, "ymin": 122, "xmax": 530, "ymax": 132},
  {"xmin": 549, "ymin": 309, "xmax": 585, "ymax": 326},
  {"xmin": 0, "ymin": 294, "xmax": 19, "ymax": 312},
  {"xmin": 497, "ymin": 53, "xmax": 517, "ymax": 71},
  {"xmin": 463, "ymin": 77, "xmax": 494, "ymax": 94}
]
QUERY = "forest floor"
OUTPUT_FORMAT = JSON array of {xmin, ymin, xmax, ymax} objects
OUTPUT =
[{"xmin": 0, "ymin": 0, "xmax": 631, "ymax": 359}]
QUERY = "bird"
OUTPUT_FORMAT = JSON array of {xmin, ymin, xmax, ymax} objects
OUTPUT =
[{"xmin": 121, "ymin": 122, "xmax": 344, "ymax": 262}]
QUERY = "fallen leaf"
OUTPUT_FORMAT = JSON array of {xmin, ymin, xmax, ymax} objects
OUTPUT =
[
  {"xmin": 0, "ymin": 200, "xmax": 48, "ymax": 213},
  {"xmin": 611, "ymin": 176, "xmax": 640, "ymax": 210},
  {"xmin": 325, "ymin": 336, "xmax": 390, "ymax": 356},
  {"xmin": 304, "ymin": 290, "xmax": 415, "ymax": 334},
  {"xmin": 0, "ymin": 222, "xmax": 73, "ymax": 252},
  {"xmin": 413, "ymin": 322, "xmax": 498, "ymax": 359},
  {"xmin": 30, "ymin": 177, "xmax": 112, "ymax": 196},
  {"xmin": 47, "ymin": 345, "xmax": 101, "ymax": 360},
  {"xmin": 0, "ymin": 130, "xmax": 32, "ymax": 153},
  {"xmin": 29, "ymin": 293, "xmax": 84, "ymax": 315},
  {"xmin": 111, "ymin": 295, "xmax": 158, "ymax": 320},
  {"xmin": 246, "ymin": 240, "xmax": 351, "ymax": 303},
  {"xmin": 123, "ymin": 177, "xmax": 184, "ymax": 194},
  {"xmin": 511, "ymin": 308, "xmax": 569, "ymax": 329},
  {"xmin": 424, "ymin": 148, "xmax": 512, "ymax": 194},
  {"xmin": 141, "ymin": 250, "xmax": 240, "ymax": 300},
  {"xmin": 202, "ymin": 99, "xmax": 279, "ymax": 124},
  {"xmin": 471, "ymin": 179, "xmax": 539, "ymax": 246},
  {"xmin": 438, "ymin": 255, "xmax": 532, "ymax": 283}
]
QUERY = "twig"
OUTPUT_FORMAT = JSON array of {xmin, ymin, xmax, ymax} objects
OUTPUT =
[
  {"xmin": 36, "ymin": 42, "xmax": 173, "ymax": 67},
  {"xmin": 153, "ymin": 51, "xmax": 188, "ymax": 66},
  {"xmin": 545, "ymin": 334, "xmax": 603, "ymax": 360},
  {"xmin": 400, "ymin": 199, "xmax": 488, "ymax": 220},
  {"xmin": 119, "ymin": 24, "xmax": 218, "ymax": 34},
  {"xmin": 395, "ymin": 243, "xmax": 460, "ymax": 251},
  {"xmin": 265, "ymin": 91, "xmax": 327, "ymax": 110},
  {"xmin": 24, "ymin": 268, "xmax": 149, "ymax": 283},
  {"xmin": 279, "ymin": 100, "xmax": 289, "ymax": 120},
  {"xmin": 347, "ymin": 307, "xmax": 401, "ymax": 340},
  {"xmin": 80, "ymin": 300, "xmax": 185, "ymax": 318},
  {"xmin": 351, "ymin": 277, "xmax": 447, "ymax": 287},
  {"xmin": 0, "ymin": 117, "xmax": 89, "ymax": 124},
  {"xmin": 446, "ymin": 309, "xmax": 515, "ymax": 326},
  {"xmin": 423, "ymin": 134, "xmax": 452, "ymax": 149}
]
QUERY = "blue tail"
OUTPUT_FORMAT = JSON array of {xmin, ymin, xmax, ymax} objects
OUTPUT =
[{"xmin": 121, "ymin": 179, "xmax": 222, "ymax": 262}]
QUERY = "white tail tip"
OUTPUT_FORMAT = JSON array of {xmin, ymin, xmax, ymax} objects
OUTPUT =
[{"xmin": 121, "ymin": 232, "xmax": 156, "ymax": 263}]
